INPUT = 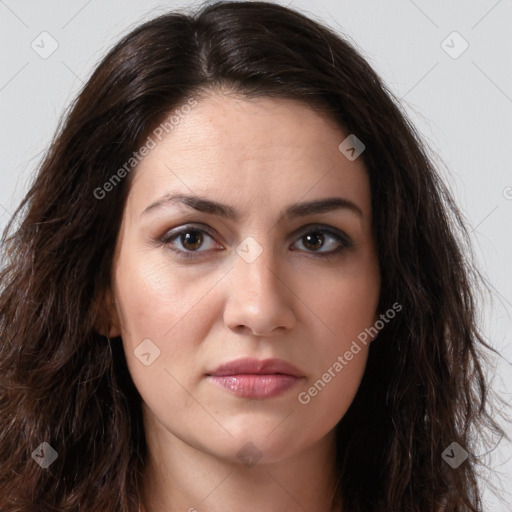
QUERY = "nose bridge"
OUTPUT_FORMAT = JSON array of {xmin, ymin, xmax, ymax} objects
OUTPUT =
[
  {"xmin": 224, "ymin": 234, "xmax": 295, "ymax": 335},
  {"xmin": 234, "ymin": 234, "xmax": 282, "ymax": 300}
]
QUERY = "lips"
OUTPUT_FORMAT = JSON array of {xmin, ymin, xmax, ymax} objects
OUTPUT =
[
  {"xmin": 208, "ymin": 358, "xmax": 303, "ymax": 377},
  {"xmin": 206, "ymin": 358, "xmax": 304, "ymax": 399}
]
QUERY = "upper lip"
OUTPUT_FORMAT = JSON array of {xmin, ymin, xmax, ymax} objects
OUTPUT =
[{"xmin": 207, "ymin": 358, "xmax": 303, "ymax": 377}]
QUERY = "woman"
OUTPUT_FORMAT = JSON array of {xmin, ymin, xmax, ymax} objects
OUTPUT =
[{"xmin": 0, "ymin": 1, "xmax": 508, "ymax": 511}]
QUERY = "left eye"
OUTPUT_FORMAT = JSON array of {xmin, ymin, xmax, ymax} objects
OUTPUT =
[
  {"xmin": 292, "ymin": 229, "xmax": 348, "ymax": 254},
  {"xmin": 160, "ymin": 224, "xmax": 352, "ymax": 259}
]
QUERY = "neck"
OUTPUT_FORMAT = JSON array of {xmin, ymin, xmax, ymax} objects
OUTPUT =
[{"xmin": 139, "ymin": 410, "xmax": 340, "ymax": 512}]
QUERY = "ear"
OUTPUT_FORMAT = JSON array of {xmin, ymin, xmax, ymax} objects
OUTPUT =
[{"xmin": 93, "ymin": 287, "xmax": 122, "ymax": 338}]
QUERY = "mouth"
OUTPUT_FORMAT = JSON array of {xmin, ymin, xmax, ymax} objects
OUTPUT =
[{"xmin": 206, "ymin": 358, "xmax": 304, "ymax": 399}]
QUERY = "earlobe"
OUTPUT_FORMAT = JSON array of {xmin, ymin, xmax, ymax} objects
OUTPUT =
[
  {"xmin": 93, "ymin": 288, "xmax": 122, "ymax": 338},
  {"xmin": 107, "ymin": 304, "xmax": 122, "ymax": 338}
]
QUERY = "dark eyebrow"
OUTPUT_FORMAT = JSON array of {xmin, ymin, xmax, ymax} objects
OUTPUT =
[{"xmin": 141, "ymin": 193, "xmax": 363, "ymax": 221}]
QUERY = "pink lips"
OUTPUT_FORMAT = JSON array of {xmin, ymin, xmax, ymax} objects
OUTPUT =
[{"xmin": 207, "ymin": 358, "xmax": 303, "ymax": 399}]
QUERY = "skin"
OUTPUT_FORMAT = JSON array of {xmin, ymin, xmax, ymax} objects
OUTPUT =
[{"xmin": 102, "ymin": 91, "xmax": 381, "ymax": 512}]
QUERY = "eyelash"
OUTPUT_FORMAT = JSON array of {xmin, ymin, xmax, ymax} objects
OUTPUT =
[{"xmin": 159, "ymin": 223, "xmax": 354, "ymax": 261}]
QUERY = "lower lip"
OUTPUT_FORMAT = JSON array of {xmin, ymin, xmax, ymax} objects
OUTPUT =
[{"xmin": 208, "ymin": 374, "xmax": 301, "ymax": 399}]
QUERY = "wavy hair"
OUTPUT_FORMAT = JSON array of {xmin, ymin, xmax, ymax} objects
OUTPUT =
[{"xmin": 0, "ymin": 1, "xmax": 508, "ymax": 510}]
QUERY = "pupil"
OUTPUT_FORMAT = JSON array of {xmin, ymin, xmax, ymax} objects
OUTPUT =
[
  {"xmin": 182, "ymin": 231, "xmax": 202, "ymax": 250},
  {"xmin": 304, "ymin": 232, "xmax": 324, "ymax": 251}
]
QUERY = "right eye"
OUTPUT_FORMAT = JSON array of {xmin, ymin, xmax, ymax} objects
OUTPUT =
[{"xmin": 160, "ymin": 225, "xmax": 224, "ymax": 260}]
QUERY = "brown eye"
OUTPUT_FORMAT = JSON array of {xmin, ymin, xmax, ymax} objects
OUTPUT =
[
  {"xmin": 179, "ymin": 230, "xmax": 204, "ymax": 251},
  {"xmin": 301, "ymin": 232, "xmax": 326, "ymax": 251},
  {"xmin": 291, "ymin": 225, "xmax": 352, "ymax": 257},
  {"xmin": 160, "ymin": 225, "xmax": 221, "ymax": 259}
]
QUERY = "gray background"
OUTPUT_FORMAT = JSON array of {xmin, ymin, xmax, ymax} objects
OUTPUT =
[{"xmin": 1, "ymin": 0, "xmax": 511, "ymax": 508}]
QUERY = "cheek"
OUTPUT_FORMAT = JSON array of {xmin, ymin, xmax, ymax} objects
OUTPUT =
[
  {"xmin": 113, "ymin": 250, "xmax": 226, "ymax": 390},
  {"xmin": 299, "ymin": 265, "xmax": 380, "ymax": 352},
  {"xmin": 292, "ymin": 258, "xmax": 378, "ymax": 425},
  {"xmin": 114, "ymin": 250, "xmax": 215, "ymax": 341},
  {"xmin": 297, "ymin": 326, "xmax": 369, "ymax": 433},
  {"xmin": 296, "ymin": 341, "xmax": 369, "ymax": 435}
]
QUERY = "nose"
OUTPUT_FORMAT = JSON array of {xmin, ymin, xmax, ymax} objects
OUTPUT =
[{"xmin": 223, "ymin": 242, "xmax": 296, "ymax": 337}]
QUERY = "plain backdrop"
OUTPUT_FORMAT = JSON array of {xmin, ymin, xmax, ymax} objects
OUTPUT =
[{"xmin": 1, "ymin": 0, "xmax": 511, "ymax": 508}]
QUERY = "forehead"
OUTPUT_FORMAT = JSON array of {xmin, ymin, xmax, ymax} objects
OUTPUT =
[{"xmin": 127, "ymin": 93, "xmax": 371, "ymax": 221}]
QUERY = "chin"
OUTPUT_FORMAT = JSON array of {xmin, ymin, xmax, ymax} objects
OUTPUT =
[{"xmin": 208, "ymin": 423, "xmax": 320, "ymax": 466}]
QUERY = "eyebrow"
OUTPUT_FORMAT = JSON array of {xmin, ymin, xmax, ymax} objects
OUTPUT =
[{"xmin": 141, "ymin": 193, "xmax": 363, "ymax": 222}]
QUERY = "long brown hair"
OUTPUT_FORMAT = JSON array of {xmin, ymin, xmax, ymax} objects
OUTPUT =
[{"xmin": 0, "ymin": 1, "xmax": 508, "ymax": 510}]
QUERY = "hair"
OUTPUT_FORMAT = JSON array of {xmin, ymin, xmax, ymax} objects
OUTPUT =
[{"xmin": 0, "ymin": 1, "xmax": 509, "ymax": 511}]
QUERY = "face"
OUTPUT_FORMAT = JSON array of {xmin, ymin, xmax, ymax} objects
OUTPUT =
[{"xmin": 105, "ymin": 92, "xmax": 380, "ymax": 465}]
